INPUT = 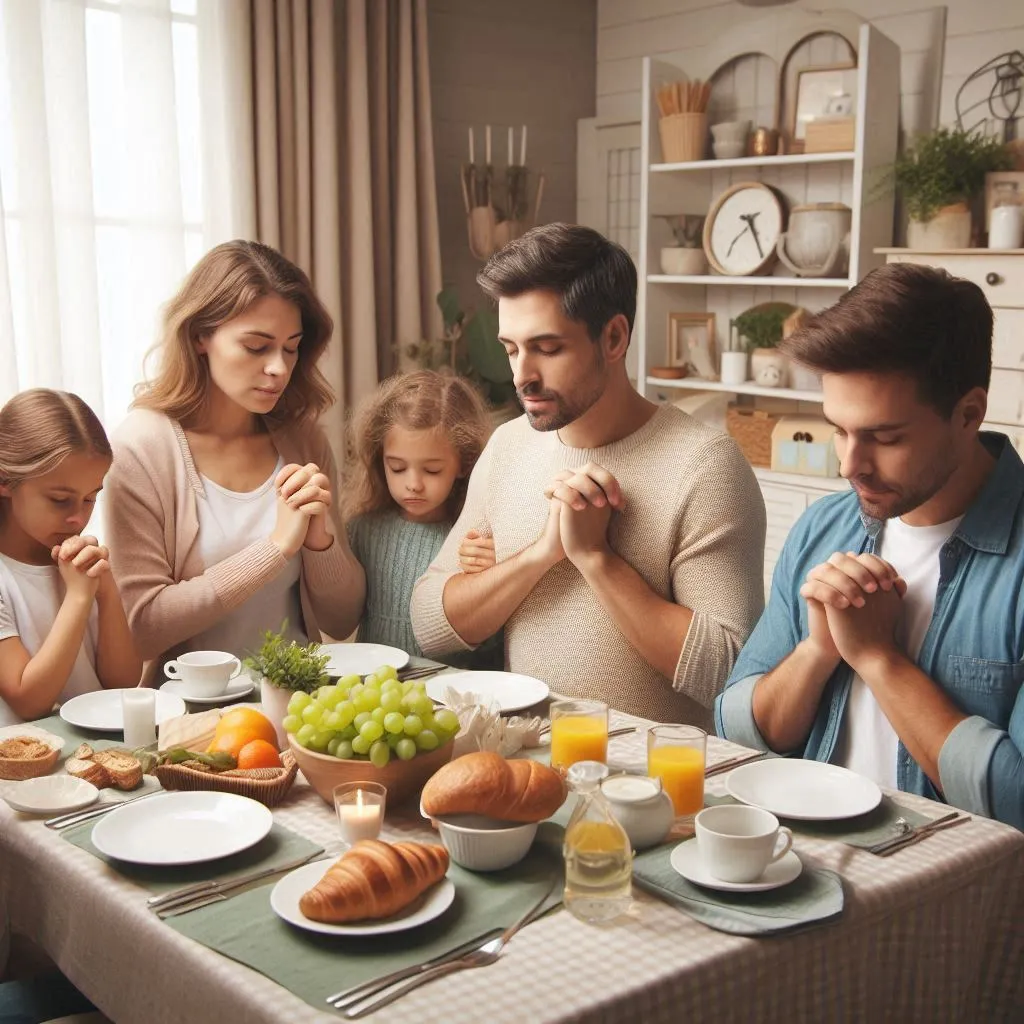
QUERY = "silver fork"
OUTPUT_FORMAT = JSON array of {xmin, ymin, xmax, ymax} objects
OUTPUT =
[
  {"xmin": 337, "ymin": 878, "xmax": 557, "ymax": 1018},
  {"xmin": 866, "ymin": 810, "xmax": 961, "ymax": 855}
]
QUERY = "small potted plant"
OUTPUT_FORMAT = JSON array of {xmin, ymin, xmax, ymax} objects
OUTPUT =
[
  {"xmin": 245, "ymin": 625, "xmax": 331, "ymax": 749},
  {"xmin": 733, "ymin": 304, "xmax": 790, "ymax": 388},
  {"xmin": 658, "ymin": 214, "xmax": 706, "ymax": 275},
  {"xmin": 891, "ymin": 128, "xmax": 1011, "ymax": 250}
]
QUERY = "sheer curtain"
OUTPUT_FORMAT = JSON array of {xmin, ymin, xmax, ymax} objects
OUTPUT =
[{"xmin": 0, "ymin": 0, "xmax": 256, "ymax": 429}]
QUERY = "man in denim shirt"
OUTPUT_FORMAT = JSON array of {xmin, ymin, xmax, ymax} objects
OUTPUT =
[{"xmin": 716, "ymin": 263, "xmax": 1024, "ymax": 830}]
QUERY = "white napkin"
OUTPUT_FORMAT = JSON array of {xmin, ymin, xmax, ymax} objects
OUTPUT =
[{"xmin": 443, "ymin": 686, "xmax": 545, "ymax": 758}]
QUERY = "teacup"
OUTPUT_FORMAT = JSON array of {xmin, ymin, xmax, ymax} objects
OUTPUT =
[
  {"xmin": 695, "ymin": 804, "xmax": 793, "ymax": 883},
  {"xmin": 165, "ymin": 651, "xmax": 241, "ymax": 699}
]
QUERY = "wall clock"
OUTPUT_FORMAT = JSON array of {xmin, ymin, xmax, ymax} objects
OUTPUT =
[{"xmin": 703, "ymin": 182, "xmax": 785, "ymax": 277}]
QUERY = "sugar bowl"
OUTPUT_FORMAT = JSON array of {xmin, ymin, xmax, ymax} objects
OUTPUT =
[{"xmin": 600, "ymin": 773, "xmax": 675, "ymax": 850}]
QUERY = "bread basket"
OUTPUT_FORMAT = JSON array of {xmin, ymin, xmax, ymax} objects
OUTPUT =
[
  {"xmin": 154, "ymin": 749, "xmax": 299, "ymax": 808},
  {"xmin": 0, "ymin": 728, "xmax": 63, "ymax": 781}
]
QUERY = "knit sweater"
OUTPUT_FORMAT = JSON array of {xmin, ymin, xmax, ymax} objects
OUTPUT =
[
  {"xmin": 410, "ymin": 406, "xmax": 766, "ymax": 728},
  {"xmin": 105, "ymin": 409, "xmax": 365, "ymax": 682},
  {"xmin": 348, "ymin": 510, "xmax": 502, "ymax": 670}
]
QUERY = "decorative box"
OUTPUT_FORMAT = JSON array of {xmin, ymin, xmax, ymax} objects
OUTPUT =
[
  {"xmin": 727, "ymin": 406, "xmax": 781, "ymax": 468},
  {"xmin": 771, "ymin": 416, "xmax": 840, "ymax": 478},
  {"xmin": 805, "ymin": 117, "xmax": 856, "ymax": 154}
]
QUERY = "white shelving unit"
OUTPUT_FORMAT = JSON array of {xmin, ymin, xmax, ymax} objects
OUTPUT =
[{"xmin": 634, "ymin": 21, "xmax": 900, "ymax": 591}]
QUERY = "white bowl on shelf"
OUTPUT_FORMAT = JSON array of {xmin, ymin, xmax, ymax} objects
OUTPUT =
[
  {"xmin": 713, "ymin": 140, "xmax": 747, "ymax": 160},
  {"xmin": 710, "ymin": 120, "xmax": 750, "ymax": 143}
]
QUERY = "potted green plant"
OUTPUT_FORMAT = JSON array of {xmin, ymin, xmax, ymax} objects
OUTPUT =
[
  {"xmin": 891, "ymin": 128, "xmax": 1012, "ymax": 250},
  {"xmin": 245, "ymin": 626, "xmax": 331, "ymax": 748},
  {"xmin": 658, "ymin": 214, "xmax": 706, "ymax": 275},
  {"xmin": 732, "ymin": 304, "xmax": 790, "ymax": 388}
]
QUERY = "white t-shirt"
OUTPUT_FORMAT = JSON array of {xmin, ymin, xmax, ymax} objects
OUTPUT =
[
  {"xmin": 835, "ymin": 514, "xmax": 962, "ymax": 787},
  {"xmin": 186, "ymin": 459, "xmax": 305, "ymax": 668},
  {"xmin": 0, "ymin": 553, "xmax": 102, "ymax": 726}
]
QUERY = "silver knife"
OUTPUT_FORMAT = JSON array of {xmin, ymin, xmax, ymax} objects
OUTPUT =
[
  {"xmin": 868, "ymin": 810, "xmax": 961, "ymax": 856},
  {"xmin": 874, "ymin": 813, "xmax": 969, "ymax": 857},
  {"xmin": 147, "ymin": 850, "xmax": 324, "ymax": 910},
  {"xmin": 45, "ymin": 790, "xmax": 162, "ymax": 830}
]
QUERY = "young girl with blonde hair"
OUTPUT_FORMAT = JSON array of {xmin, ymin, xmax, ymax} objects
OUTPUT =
[
  {"xmin": 344, "ymin": 370, "xmax": 500, "ymax": 665},
  {"xmin": 105, "ymin": 241, "xmax": 364, "ymax": 682},
  {"xmin": 0, "ymin": 390, "xmax": 140, "ymax": 723}
]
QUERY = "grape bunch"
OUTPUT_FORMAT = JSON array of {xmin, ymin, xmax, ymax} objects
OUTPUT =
[{"xmin": 282, "ymin": 664, "xmax": 459, "ymax": 768}]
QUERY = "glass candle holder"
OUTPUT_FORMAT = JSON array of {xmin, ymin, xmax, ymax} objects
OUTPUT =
[
  {"xmin": 647, "ymin": 724, "xmax": 706, "ymax": 816},
  {"xmin": 549, "ymin": 699, "xmax": 608, "ymax": 772},
  {"xmin": 333, "ymin": 782, "xmax": 386, "ymax": 847},
  {"xmin": 121, "ymin": 689, "xmax": 156, "ymax": 747}
]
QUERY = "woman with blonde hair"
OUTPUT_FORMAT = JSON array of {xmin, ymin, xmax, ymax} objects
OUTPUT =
[
  {"xmin": 105, "ymin": 240, "xmax": 364, "ymax": 682},
  {"xmin": 344, "ymin": 370, "xmax": 501, "ymax": 667},
  {"xmin": 0, "ymin": 389, "xmax": 140, "ymax": 723}
]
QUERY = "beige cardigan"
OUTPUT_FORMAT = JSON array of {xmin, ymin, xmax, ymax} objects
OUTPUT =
[{"xmin": 105, "ymin": 409, "xmax": 365, "ymax": 680}]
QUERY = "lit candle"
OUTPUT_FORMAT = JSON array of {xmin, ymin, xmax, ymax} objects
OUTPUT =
[
  {"xmin": 520, "ymin": 125, "xmax": 527, "ymax": 166},
  {"xmin": 508, "ymin": 126, "xmax": 513, "ymax": 165},
  {"xmin": 121, "ymin": 689, "xmax": 156, "ymax": 747},
  {"xmin": 468, "ymin": 126, "xmax": 474, "ymax": 165},
  {"xmin": 334, "ymin": 783, "xmax": 386, "ymax": 847},
  {"xmin": 485, "ymin": 124, "xmax": 491, "ymax": 165}
]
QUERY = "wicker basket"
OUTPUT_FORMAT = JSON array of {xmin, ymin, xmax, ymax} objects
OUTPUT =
[
  {"xmin": 0, "ymin": 734, "xmax": 63, "ymax": 781},
  {"xmin": 727, "ymin": 406, "xmax": 781, "ymax": 467},
  {"xmin": 154, "ymin": 749, "xmax": 299, "ymax": 807}
]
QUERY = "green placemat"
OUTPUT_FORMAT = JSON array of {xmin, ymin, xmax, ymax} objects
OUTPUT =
[
  {"xmin": 165, "ymin": 823, "xmax": 565, "ymax": 1011},
  {"xmin": 705, "ymin": 792, "xmax": 932, "ymax": 849},
  {"xmin": 632, "ymin": 841, "xmax": 844, "ymax": 936},
  {"xmin": 28, "ymin": 713, "xmax": 128, "ymax": 759},
  {"xmin": 61, "ymin": 817, "xmax": 322, "ymax": 894}
]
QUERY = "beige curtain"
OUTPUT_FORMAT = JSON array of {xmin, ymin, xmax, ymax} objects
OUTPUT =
[{"xmin": 251, "ymin": 0, "xmax": 443, "ymax": 448}]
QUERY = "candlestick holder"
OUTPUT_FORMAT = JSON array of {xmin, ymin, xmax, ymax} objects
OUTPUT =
[{"xmin": 333, "ymin": 782, "xmax": 386, "ymax": 847}]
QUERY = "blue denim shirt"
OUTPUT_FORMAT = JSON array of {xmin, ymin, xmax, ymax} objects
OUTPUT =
[{"xmin": 715, "ymin": 433, "xmax": 1024, "ymax": 830}]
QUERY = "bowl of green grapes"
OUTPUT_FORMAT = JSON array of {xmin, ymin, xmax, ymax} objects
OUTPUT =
[{"xmin": 284, "ymin": 665, "xmax": 459, "ymax": 805}]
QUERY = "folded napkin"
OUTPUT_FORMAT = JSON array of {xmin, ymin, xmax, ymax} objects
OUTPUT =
[
  {"xmin": 444, "ymin": 686, "xmax": 545, "ymax": 758},
  {"xmin": 705, "ymin": 792, "xmax": 933, "ymax": 850},
  {"xmin": 632, "ymin": 842, "xmax": 844, "ymax": 936}
]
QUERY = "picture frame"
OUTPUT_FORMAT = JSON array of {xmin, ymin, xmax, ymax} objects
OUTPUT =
[
  {"xmin": 789, "ymin": 64, "xmax": 858, "ymax": 144},
  {"xmin": 985, "ymin": 171, "xmax": 1024, "ymax": 231},
  {"xmin": 668, "ymin": 312, "xmax": 717, "ymax": 380}
]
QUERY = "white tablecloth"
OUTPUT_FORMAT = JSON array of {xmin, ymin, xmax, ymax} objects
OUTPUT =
[{"xmin": 2, "ymin": 719, "xmax": 1022, "ymax": 1023}]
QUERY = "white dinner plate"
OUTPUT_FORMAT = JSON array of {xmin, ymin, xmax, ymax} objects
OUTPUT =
[
  {"xmin": 0, "ymin": 775, "xmax": 99, "ymax": 815},
  {"xmin": 319, "ymin": 643, "xmax": 410, "ymax": 678},
  {"xmin": 670, "ymin": 838, "xmax": 803, "ymax": 893},
  {"xmin": 59, "ymin": 690, "xmax": 187, "ymax": 733},
  {"xmin": 727, "ymin": 758, "xmax": 882, "ymax": 821},
  {"xmin": 270, "ymin": 859, "xmax": 456, "ymax": 936},
  {"xmin": 159, "ymin": 677, "xmax": 255, "ymax": 705},
  {"xmin": 91, "ymin": 791, "xmax": 273, "ymax": 865},
  {"xmin": 426, "ymin": 671, "xmax": 549, "ymax": 713}
]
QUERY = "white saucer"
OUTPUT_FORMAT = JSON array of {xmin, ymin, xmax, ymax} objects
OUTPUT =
[
  {"xmin": 270, "ymin": 859, "xmax": 455, "ymax": 935},
  {"xmin": 318, "ymin": 643, "xmax": 410, "ymax": 678},
  {"xmin": 0, "ymin": 775, "xmax": 99, "ymax": 815},
  {"xmin": 159, "ymin": 678, "xmax": 255, "ymax": 705},
  {"xmin": 669, "ymin": 838, "xmax": 803, "ymax": 893}
]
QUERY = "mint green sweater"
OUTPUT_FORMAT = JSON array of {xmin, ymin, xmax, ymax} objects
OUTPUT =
[{"xmin": 347, "ymin": 511, "xmax": 501, "ymax": 669}]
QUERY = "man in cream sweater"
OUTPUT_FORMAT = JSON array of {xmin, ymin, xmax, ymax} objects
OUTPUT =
[{"xmin": 411, "ymin": 224, "xmax": 765, "ymax": 726}]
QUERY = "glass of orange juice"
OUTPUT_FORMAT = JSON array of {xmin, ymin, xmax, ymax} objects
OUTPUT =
[
  {"xmin": 549, "ymin": 699, "xmax": 608, "ymax": 772},
  {"xmin": 647, "ymin": 724, "xmax": 706, "ymax": 816}
]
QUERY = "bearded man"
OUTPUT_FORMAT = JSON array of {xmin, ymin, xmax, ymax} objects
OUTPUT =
[
  {"xmin": 715, "ymin": 262, "xmax": 1024, "ymax": 830},
  {"xmin": 410, "ymin": 223, "xmax": 766, "ymax": 727}
]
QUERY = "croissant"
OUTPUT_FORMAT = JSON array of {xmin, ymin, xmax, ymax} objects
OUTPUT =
[
  {"xmin": 421, "ymin": 751, "xmax": 567, "ymax": 823},
  {"xmin": 299, "ymin": 840, "xmax": 449, "ymax": 923}
]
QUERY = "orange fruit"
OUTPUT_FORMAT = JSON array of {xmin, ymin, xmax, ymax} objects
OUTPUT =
[
  {"xmin": 236, "ymin": 739, "xmax": 282, "ymax": 771},
  {"xmin": 207, "ymin": 708, "xmax": 278, "ymax": 759}
]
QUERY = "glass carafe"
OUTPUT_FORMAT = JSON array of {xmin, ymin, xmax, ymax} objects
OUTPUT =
[{"xmin": 562, "ymin": 761, "xmax": 633, "ymax": 923}]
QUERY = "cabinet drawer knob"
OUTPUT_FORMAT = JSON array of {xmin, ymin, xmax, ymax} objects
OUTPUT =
[{"xmin": 986, "ymin": 272, "xmax": 1002, "ymax": 286}]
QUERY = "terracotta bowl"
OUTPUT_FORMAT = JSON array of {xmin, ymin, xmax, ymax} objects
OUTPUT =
[{"xmin": 287, "ymin": 735, "xmax": 455, "ymax": 806}]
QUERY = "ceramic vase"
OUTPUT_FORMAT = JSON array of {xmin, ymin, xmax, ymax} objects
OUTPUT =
[
  {"xmin": 749, "ymin": 348, "xmax": 788, "ymax": 388},
  {"xmin": 259, "ymin": 678, "xmax": 293, "ymax": 750},
  {"xmin": 907, "ymin": 203, "xmax": 971, "ymax": 251}
]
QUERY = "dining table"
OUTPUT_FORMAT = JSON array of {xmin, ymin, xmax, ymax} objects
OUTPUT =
[{"xmin": 1, "ymin": 700, "xmax": 1022, "ymax": 1024}]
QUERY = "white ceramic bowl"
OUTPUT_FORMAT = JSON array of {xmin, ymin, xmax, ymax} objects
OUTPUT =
[
  {"xmin": 713, "ymin": 141, "xmax": 747, "ymax": 160},
  {"xmin": 422, "ymin": 806, "xmax": 537, "ymax": 872},
  {"xmin": 710, "ymin": 120, "xmax": 750, "ymax": 142}
]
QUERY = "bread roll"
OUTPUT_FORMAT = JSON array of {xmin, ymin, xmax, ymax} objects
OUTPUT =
[{"xmin": 421, "ymin": 752, "xmax": 566, "ymax": 823}]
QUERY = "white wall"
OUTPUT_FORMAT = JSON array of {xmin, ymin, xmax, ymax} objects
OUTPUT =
[{"xmin": 596, "ymin": 0, "xmax": 1024, "ymax": 139}]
